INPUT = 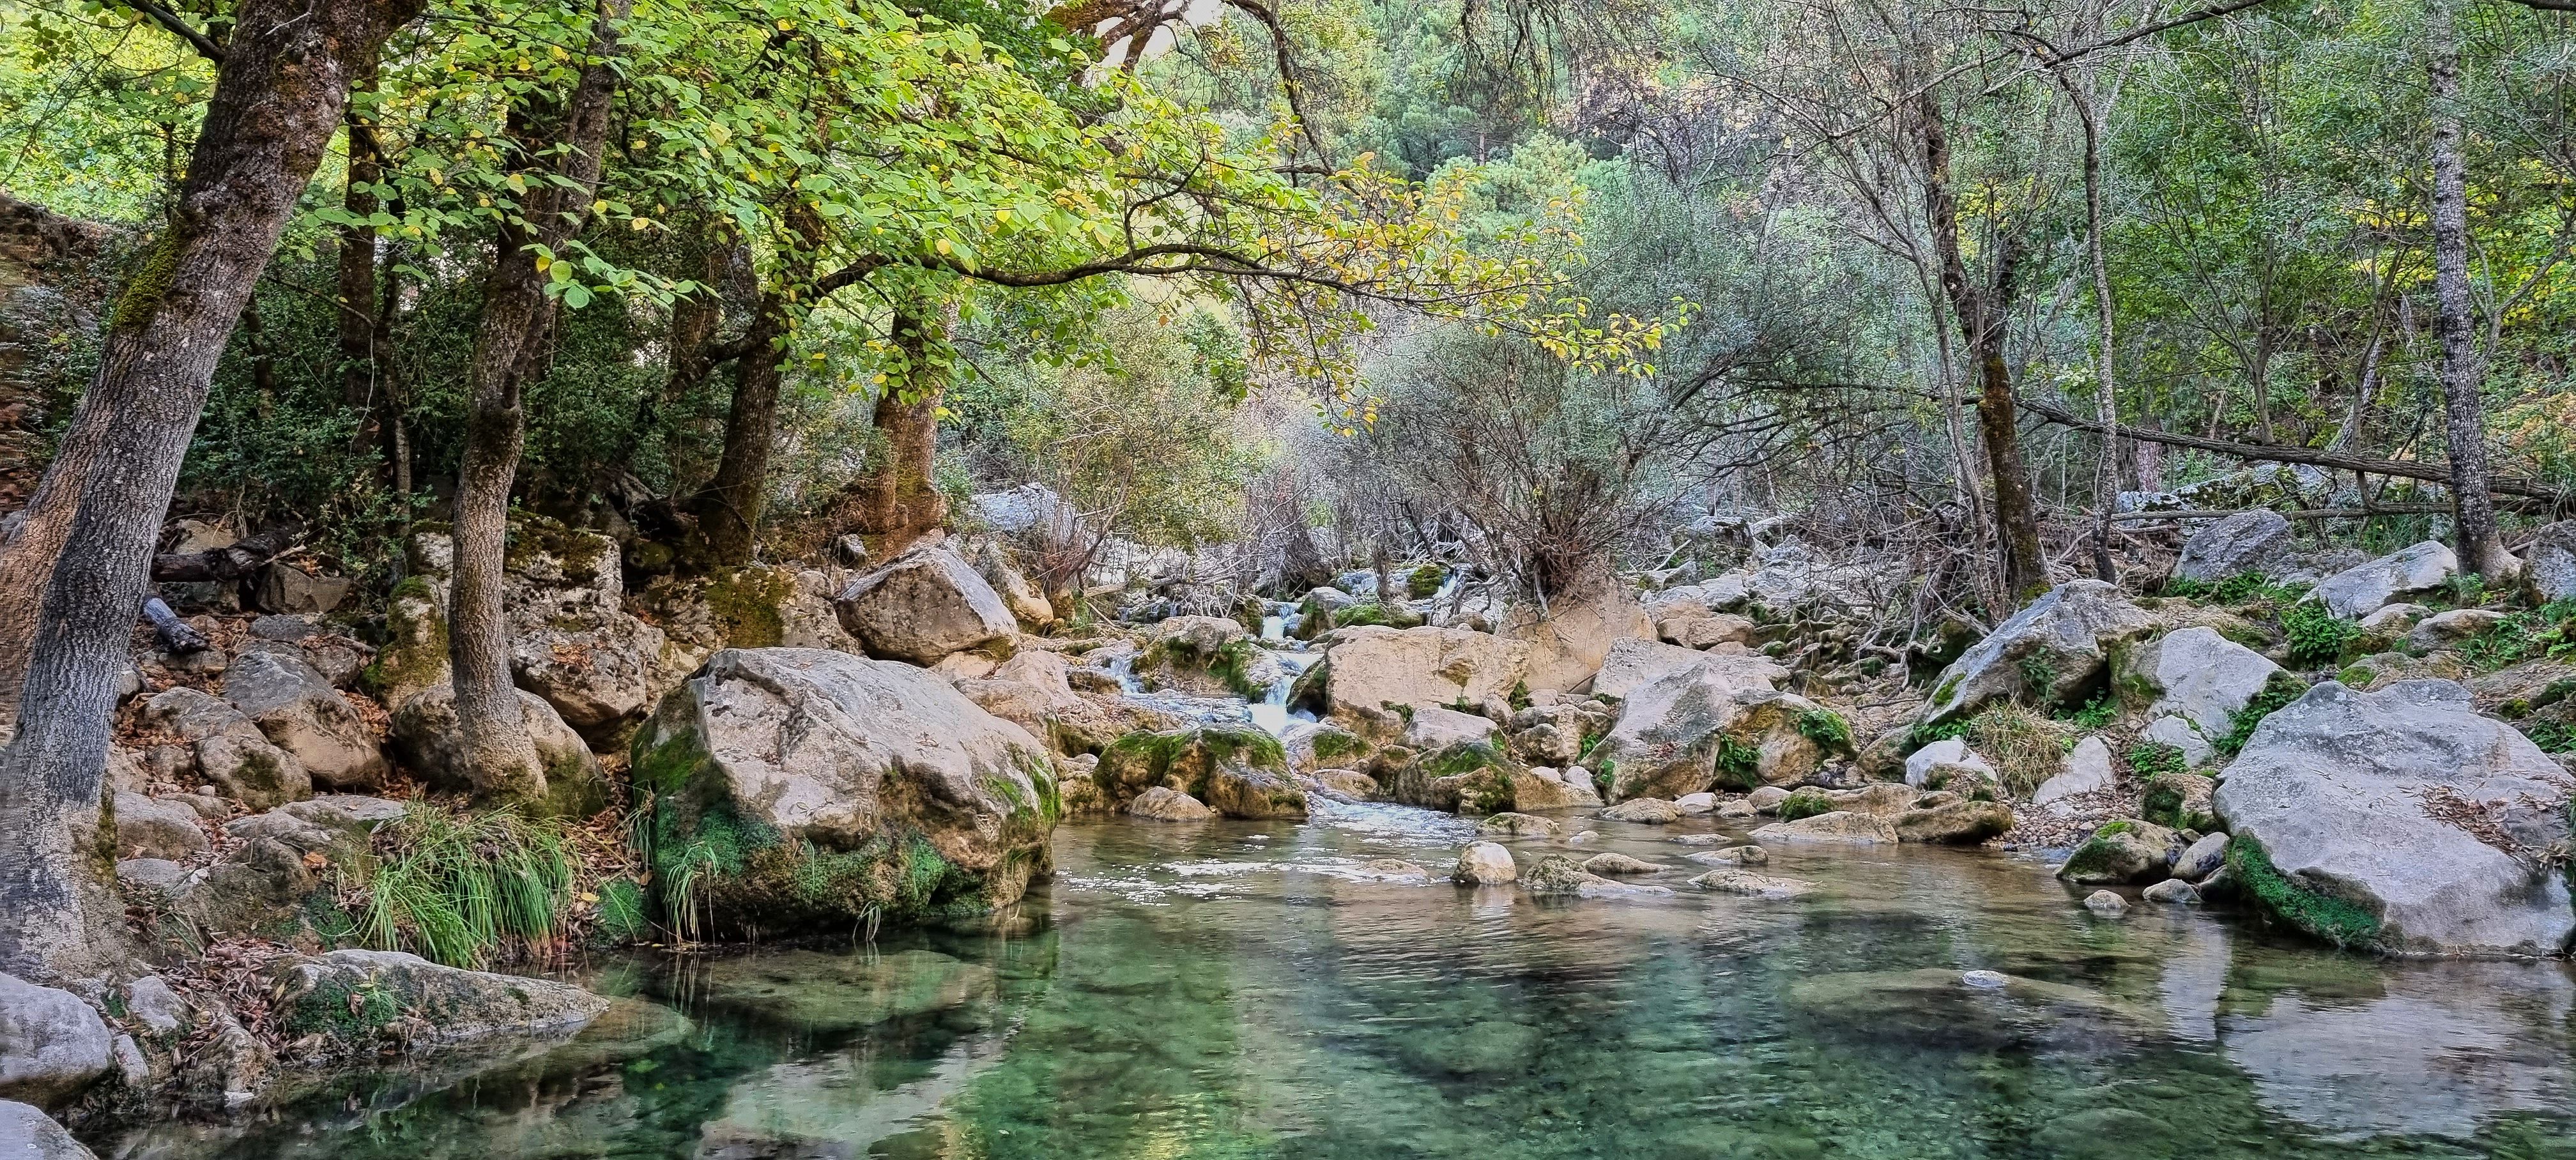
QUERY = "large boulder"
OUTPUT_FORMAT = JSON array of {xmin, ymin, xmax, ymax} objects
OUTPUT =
[
  {"xmin": 0, "ymin": 975, "xmax": 110, "ymax": 1109},
  {"xmin": 2116, "ymin": 627, "xmax": 2285, "ymax": 739},
  {"xmin": 970, "ymin": 541, "xmax": 1056, "ymax": 630},
  {"xmin": 2173, "ymin": 510, "xmax": 2296, "ymax": 584},
  {"xmin": 390, "ymin": 685, "xmax": 608, "ymax": 818},
  {"xmin": 1316, "ymin": 625, "xmax": 1528, "ymax": 715},
  {"xmin": 629, "ymin": 648, "xmax": 1057, "ymax": 935},
  {"xmin": 1586, "ymin": 659, "xmax": 1832, "ymax": 800},
  {"xmin": 1500, "ymin": 581, "xmax": 1654, "ymax": 693},
  {"xmin": 1096, "ymin": 727, "xmax": 1307, "ymax": 820},
  {"xmin": 2526, "ymin": 521, "xmax": 2576, "ymax": 604},
  {"xmin": 134, "ymin": 687, "xmax": 310, "ymax": 810},
  {"xmin": 2306, "ymin": 541, "xmax": 2458, "ymax": 620},
  {"xmin": 1590, "ymin": 637, "xmax": 1784, "ymax": 700},
  {"xmin": 2212, "ymin": 680, "xmax": 2576, "ymax": 955},
  {"xmin": 1920, "ymin": 581, "xmax": 2156, "ymax": 726},
  {"xmin": 401, "ymin": 521, "xmax": 670, "ymax": 740},
  {"xmin": 221, "ymin": 647, "xmax": 387, "ymax": 790},
  {"xmin": 266, "ymin": 949, "xmax": 608, "ymax": 1051},
  {"xmin": 832, "ymin": 548, "xmax": 1017, "ymax": 665},
  {"xmin": 0, "ymin": 1100, "xmax": 95, "ymax": 1159}
]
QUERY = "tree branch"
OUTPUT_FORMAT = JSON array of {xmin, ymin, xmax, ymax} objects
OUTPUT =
[
  {"xmin": 118, "ymin": 0, "xmax": 227, "ymax": 63},
  {"xmin": 2019, "ymin": 394, "xmax": 2570, "ymax": 503}
]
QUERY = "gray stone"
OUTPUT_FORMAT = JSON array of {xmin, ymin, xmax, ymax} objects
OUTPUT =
[
  {"xmin": 390, "ymin": 685, "xmax": 604, "ymax": 813},
  {"xmin": 1685, "ymin": 845, "xmax": 1768, "ymax": 866},
  {"xmin": 2058, "ymin": 820, "xmax": 2183, "ymax": 885},
  {"xmin": 1747, "ymin": 785, "xmax": 1790, "ymax": 813},
  {"xmin": 1591, "ymin": 637, "xmax": 1782, "ymax": 700},
  {"xmin": 1905, "ymin": 737, "xmax": 1995, "ymax": 790},
  {"xmin": 249, "ymin": 614, "xmax": 315, "ymax": 642},
  {"xmin": 120, "ymin": 977, "xmax": 187, "ymax": 1039},
  {"xmin": 2527, "ymin": 521, "xmax": 2576, "ymax": 604},
  {"xmin": 1318, "ymin": 625, "xmax": 1529, "ymax": 715},
  {"xmin": 2174, "ymin": 509, "xmax": 2296, "ymax": 583},
  {"xmin": 1453, "ymin": 842, "xmax": 1517, "ymax": 885},
  {"xmin": 221, "ymin": 647, "xmax": 386, "ymax": 790},
  {"xmin": 832, "ymin": 547, "xmax": 1018, "ymax": 665},
  {"xmin": 114, "ymin": 859, "xmax": 192, "ymax": 895},
  {"xmin": 2172, "ymin": 831, "xmax": 2230, "ymax": 882},
  {"xmin": 1920, "ymin": 581, "xmax": 2156, "ymax": 726},
  {"xmin": 1673, "ymin": 791, "xmax": 1717, "ymax": 815},
  {"xmin": 0, "ymin": 974, "xmax": 111, "ymax": 1108},
  {"xmin": 1127, "ymin": 786, "xmax": 1215, "ymax": 821},
  {"xmin": 2212, "ymin": 680, "xmax": 2576, "ymax": 956},
  {"xmin": 1406, "ymin": 705, "xmax": 1499, "ymax": 750},
  {"xmin": 2307, "ymin": 541, "xmax": 2458, "ymax": 620},
  {"xmin": 2408, "ymin": 608, "xmax": 2506, "ymax": 652},
  {"xmin": 1581, "ymin": 852, "xmax": 1662, "ymax": 876},
  {"xmin": 0, "ymin": 1100, "xmax": 95, "ymax": 1158},
  {"xmin": 253, "ymin": 562, "xmax": 352, "ymax": 615},
  {"xmin": 1752, "ymin": 811, "xmax": 1898, "ymax": 844},
  {"xmin": 1600, "ymin": 797, "xmax": 1682, "ymax": 823},
  {"xmin": 2118, "ymin": 627, "xmax": 2283, "ymax": 736},
  {"xmin": 2143, "ymin": 878, "xmax": 2202, "ymax": 904},
  {"xmin": 134, "ymin": 687, "xmax": 310, "ymax": 811},
  {"xmin": 112, "ymin": 792, "xmax": 208, "ymax": 860},
  {"xmin": 1689, "ymin": 869, "xmax": 1816, "ymax": 897},
  {"xmin": 2359, "ymin": 603, "xmax": 2431, "ymax": 635},
  {"xmin": 222, "ymin": 795, "xmax": 408, "ymax": 869},
  {"xmin": 1590, "ymin": 665, "xmax": 1827, "ymax": 800},
  {"xmin": 1479, "ymin": 812, "xmax": 1559, "ymax": 836},
  {"xmin": 2083, "ymin": 889, "xmax": 2129, "ymax": 914},
  {"xmin": 267, "ymin": 949, "xmax": 608, "ymax": 1046},
  {"xmin": 1894, "ymin": 799, "xmax": 2014, "ymax": 844},
  {"xmin": 2142, "ymin": 714, "xmax": 2216, "ymax": 769},
  {"xmin": 2034, "ymin": 736, "xmax": 2115, "ymax": 805}
]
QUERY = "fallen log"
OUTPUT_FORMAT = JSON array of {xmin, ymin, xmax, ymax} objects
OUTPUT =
[{"xmin": 2017, "ymin": 395, "xmax": 2570, "ymax": 505}]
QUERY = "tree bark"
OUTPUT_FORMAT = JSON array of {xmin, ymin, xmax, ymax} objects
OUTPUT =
[
  {"xmin": 849, "ymin": 300, "xmax": 953, "ymax": 554},
  {"xmin": 694, "ymin": 294, "xmax": 787, "ymax": 565},
  {"xmin": 2063, "ymin": 72, "xmax": 2122, "ymax": 582},
  {"xmin": 447, "ymin": 0, "xmax": 625, "ymax": 805},
  {"xmin": 337, "ymin": 54, "xmax": 386, "ymax": 458},
  {"xmin": 2427, "ymin": 0, "xmax": 2515, "ymax": 579},
  {"xmin": 0, "ymin": 0, "xmax": 420, "ymax": 982},
  {"xmin": 1917, "ymin": 90, "xmax": 2047, "ymax": 602}
]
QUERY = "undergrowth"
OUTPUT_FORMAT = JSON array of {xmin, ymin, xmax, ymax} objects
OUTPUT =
[
  {"xmin": 2126, "ymin": 740, "xmax": 2189, "ymax": 781},
  {"xmin": 2454, "ymin": 600, "xmax": 2576, "ymax": 672},
  {"xmin": 348, "ymin": 802, "xmax": 575, "ymax": 969},
  {"xmin": 2280, "ymin": 601, "xmax": 2358, "ymax": 668}
]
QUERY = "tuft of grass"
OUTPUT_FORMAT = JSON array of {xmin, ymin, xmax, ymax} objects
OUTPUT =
[
  {"xmin": 1965, "ymin": 704, "xmax": 2066, "ymax": 798},
  {"xmin": 2281, "ymin": 601, "xmax": 2359, "ymax": 668},
  {"xmin": 1795, "ymin": 708, "xmax": 1854, "ymax": 752},
  {"xmin": 2126, "ymin": 740, "xmax": 2188, "ymax": 781},
  {"xmin": 349, "ymin": 802, "xmax": 574, "ymax": 969},
  {"xmin": 1777, "ymin": 788, "xmax": 1834, "ymax": 821}
]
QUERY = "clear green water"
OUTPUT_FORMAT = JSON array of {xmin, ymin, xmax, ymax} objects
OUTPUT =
[{"xmin": 111, "ymin": 802, "xmax": 2576, "ymax": 1159}]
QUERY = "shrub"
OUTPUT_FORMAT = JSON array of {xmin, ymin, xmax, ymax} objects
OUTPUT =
[
  {"xmin": 2126, "ymin": 740, "xmax": 2188, "ymax": 781},
  {"xmin": 349, "ymin": 802, "xmax": 575, "ymax": 969},
  {"xmin": 1777, "ymin": 788, "xmax": 1834, "ymax": 821},
  {"xmin": 1406, "ymin": 563, "xmax": 1446, "ymax": 599},
  {"xmin": 2281, "ymin": 601, "xmax": 2359, "ymax": 668},
  {"xmin": 2064, "ymin": 695, "xmax": 2116, "ymax": 731},
  {"xmin": 1964, "ymin": 704, "xmax": 2066, "ymax": 798},
  {"xmin": 1713, "ymin": 734, "xmax": 1763, "ymax": 791}
]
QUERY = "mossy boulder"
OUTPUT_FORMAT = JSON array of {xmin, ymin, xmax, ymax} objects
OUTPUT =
[
  {"xmin": 2056, "ymin": 819, "xmax": 2182, "ymax": 885},
  {"xmin": 1919, "ymin": 580, "xmax": 2156, "ymax": 726},
  {"xmin": 2141, "ymin": 771, "xmax": 2218, "ymax": 832},
  {"xmin": 1373, "ymin": 739, "xmax": 1519, "ymax": 815},
  {"xmin": 1096, "ymin": 726, "xmax": 1307, "ymax": 820},
  {"xmin": 1135, "ymin": 616, "xmax": 1278, "ymax": 699},
  {"xmin": 629, "ymin": 648, "xmax": 1059, "ymax": 938},
  {"xmin": 268, "ymin": 949, "xmax": 607, "ymax": 1053}
]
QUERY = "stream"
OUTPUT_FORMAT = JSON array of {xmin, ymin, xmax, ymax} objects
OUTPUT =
[{"xmin": 105, "ymin": 801, "xmax": 2576, "ymax": 1159}]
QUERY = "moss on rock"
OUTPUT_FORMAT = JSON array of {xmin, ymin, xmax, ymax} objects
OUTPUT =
[{"xmin": 2227, "ymin": 834, "xmax": 2382, "ymax": 950}]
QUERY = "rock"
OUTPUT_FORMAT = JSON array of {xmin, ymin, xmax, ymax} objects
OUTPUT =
[
  {"xmin": 112, "ymin": 792, "xmax": 208, "ymax": 860},
  {"xmin": 832, "ymin": 547, "xmax": 1018, "ymax": 665},
  {"xmin": 2174, "ymin": 509, "xmax": 2296, "ymax": 583},
  {"xmin": 0, "ymin": 973, "xmax": 111, "ymax": 1108},
  {"xmin": 267, "ymin": 949, "xmax": 608, "ymax": 1050},
  {"xmin": 1581, "ymin": 852, "xmax": 1662, "ymax": 876},
  {"xmin": 1521, "ymin": 854, "xmax": 1609, "ymax": 896},
  {"xmin": 1312, "ymin": 768, "xmax": 1378, "ymax": 798},
  {"xmin": 1689, "ymin": 869, "xmax": 1817, "ymax": 897},
  {"xmin": 2526, "ymin": 521, "xmax": 2576, "ymax": 603},
  {"xmin": 1715, "ymin": 798, "xmax": 1758, "ymax": 819},
  {"xmin": 1407, "ymin": 705, "xmax": 1500, "ymax": 750},
  {"xmin": 629, "ymin": 648, "xmax": 1059, "ymax": 935},
  {"xmin": 1359, "ymin": 859, "xmax": 1428, "ymax": 879},
  {"xmin": 1453, "ymin": 842, "xmax": 1517, "ymax": 885},
  {"xmin": 114, "ymin": 859, "xmax": 192, "ymax": 896},
  {"xmin": 2142, "ymin": 772, "xmax": 2217, "ymax": 832},
  {"xmin": 2083, "ymin": 890, "xmax": 2128, "ymax": 914},
  {"xmin": 1600, "ymin": 797, "xmax": 1682, "ymax": 823},
  {"xmin": 0, "ymin": 1101, "xmax": 94, "ymax": 1159},
  {"xmin": 1136, "ymin": 615, "xmax": 1274, "ymax": 698},
  {"xmin": 1591, "ymin": 637, "xmax": 1782, "ymax": 700},
  {"xmin": 121, "ymin": 978, "xmax": 187, "ymax": 1039},
  {"xmin": 1904, "ymin": 738, "xmax": 1996, "ymax": 790},
  {"xmin": 2057, "ymin": 820, "xmax": 2183, "ymax": 885},
  {"xmin": 972, "ymin": 542, "xmax": 1055, "ymax": 630},
  {"xmin": 1674, "ymin": 791, "xmax": 1717, "ymax": 814},
  {"xmin": 2141, "ymin": 714, "xmax": 2216, "ymax": 769},
  {"xmin": 2306, "ymin": 540, "xmax": 2458, "ymax": 620},
  {"xmin": 253, "ymin": 561, "xmax": 352, "ymax": 615},
  {"xmin": 134, "ymin": 687, "xmax": 310, "ymax": 810},
  {"xmin": 1895, "ymin": 799, "xmax": 2013, "ymax": 844},
  {"xmin": 1747, "ymin": 786, "xmax": 1790, "ymax": 813},
  {"xmin": 224, "ymin": 795, "xmax": 408, "ymax": 869},
  {"xmin": 2359, "ymin": 603, "xmax": 2431, "ymax": 635},
  {"xmin": 1317, "ymin": 625, "xmax": 1529, "ymax": 715},
  {"xmin": 1126, "ymin": 786, "xmax": 1215, "ymax": 821},
  {"xmin": 2408, "ymin": 608, "xmax": 2506, "ymax": 652},
  {"xmin": 2212, "ymin": 679, "xmax": 2576, "ymax": 955},
  {"xmin": 1657, "ymin": 610, "xmax": 1756, "ymax": 650},
  {"xmin": 1685, "ymin": 846, "xmax": 1768, "ymax": 867},
  {"xmin": 1098, "ymin": 727, "xmax": 1307, "ymax": 820},
  {"xmin": 2034, "ymin": 736, "xmax": 2115, "ymax": 805},
  {"xmin": 390, "ymin": 685, "xmax": 606, "ymax": 817},
  {"xmin": 1920, "ymin": 581, "xmax": 2156, "ymax": 726},
  {"xmin": 1479, "ymin": 812, "xmax": 1558, "ymax": 836},
  {"xmin": 1590, "ymin": 664, "xmax": 1827, "ymax": 800},
  {"xmin": 2143, "ymin": 878, "xmax": 2202, "ymax": 904},
  {"xmin": 221, "ymin": 647, "xmax": 387, "ymax": 790},
  {"xmin": 1752, "ymin": 811, "xmax": 1898, "ymax": 844},
  {"xmin": 2117, "ymin": 627, "xmax": 2284, "ymax": 737},
  {"xmin": 405, "ymin": 521, "xmax": 670, "ymax": 739},
  {"xmin": 1501, "ymin": 582, "xmax": 1655, "ymax": 694},
  {"xmin": 1508, "ymin": 767, "xmax": 1601, "ymax": 809},
  {"xmin": 2172, "ymin": 831, "xmax": 2229, "ymax": 881}
]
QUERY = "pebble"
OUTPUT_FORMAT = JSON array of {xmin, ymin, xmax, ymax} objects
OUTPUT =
[{"xmin": 1961, "ymin": 970, "xmax": 2009, "ymax": 989}]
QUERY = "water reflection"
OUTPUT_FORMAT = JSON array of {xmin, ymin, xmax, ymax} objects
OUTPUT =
[{"xmin": 104, "ymin": 803, "xmax": 2576, "ymax": 1159}]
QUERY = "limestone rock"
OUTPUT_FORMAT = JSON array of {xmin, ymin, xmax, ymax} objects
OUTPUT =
[
  {"xmin": 1500, "ymin": 582, "xmax": 1654, "ymax": 694},
  {"xmin": 2526, "ymin": 521, "xmax": 2576, "ymax": 604},
  {"xmin": 2174, "ymin": 509, "xmax": 2296, "ymax": 583},
  {"xmin": 2057, "ymin": 820, "xmax": 2182, "ymax": 885},
  {"xmin": 1904, "ymin": 738, "xmax": 1995, "ymax": 790},
  {"xmin": 267, "ymin": 949, "xmax": 608, "ymax": 1049},
  {"xmin": 2142, "ymin": 772, "xmax": 2218, "ymax": 832},
  {"xmin": 0, "ymin": 1101, "xmax": 95, "ymax": 1158},
  {"xmin": 2359, "ymin": 603, "xmax": 2431, "ymax": 635},
  {"xmin": 2141, "ymin": 714, "xmax": 2216, "ymax": 769},
  {"xmin": 1600, "ymin": 797, "xmax": 1682, "ymax": 823},
  {"xmin": 1657, "ymin": 610, "xmax": 1756, "ymax": 650},
  {"xmin": 0, "ymin": 975, "xmax": 109, "ymax": 1109},
  {"xmin": 222, "ymin": 648, "xmax": 386, "ymax": 790},
  {"xmin": 2307, "ymin": 541, "xmax": 2458, "ymax": 620},
  {"xmin": 223, "ymin": 795, "xmax": 408, "ymax": 869},
  {"xmin": 2034, "ymin": 736, "xmax": 2115, "ymax": 805},
  {"xmin": 1747, "ymin": 786, "xmax": 1790, "ymax": 813},
  {"xmin": 1126, "ymin": 786, "xmax": 1215, "ymax": 821},
  {"xmin": 2142, "ymin": 878, "xmax": 2201, "ymax": 904},
  {"xmin": 1519, "ymin": 853, "xmax": 1673, "ymax": 897},
  {"xmin": 1137, "ymin": 615, "xmax": 1276, "ymax": 698},
  {"xmin": 1317, "ymin": 625, "xmax": 1529, "ymax": 715},
  {"xmin": 2172, "ymin": 831, "xmax": 2229, "ymax": 881},
  {"xmin": 1098, "ymin": 726, "xmax": 1306, "ymax": 821},
  {"xmin": 1508, "ymin": 767, "xmax": 1600, "ymax": 809},
  {"xmin": 1581, "ymin": 852, "xmax": 1662, "ymax": 876},
  {"xmin": 1479, "ymin": 812, "xmax": 1559, "ymax": 836},
  {"xmin": 1588, "ymin": 662, "xmax": 1824, "ymax": 801},
  {"xmin": 120, "ymin": 978, "xmax": 188, "ymax": 1040},
  {"xmin": 1453, "ymin": 842, "xmax": 1517, "ymax": 885},
  {"xmin": 832, "ymin": 547, "xmax": 1018, "ymax": 665},
  {"xmin": 2212, "ymin": 680, "xmax": 2576, "ymax": 955},
  {"xmin": 2117, "ymin": 627, "xmax": 2283, "ymax": 736},
  {"xmin": 1591, "ymin": 637, "xmax": 1782, "ymax": 700},
  {"xmin": 972, "ymin": 542, "xmax": 1055, "ymax": 629},
  {"xmin": 135, "ymin": 687, "xmax": 310, "ymax": 811},
  {"xmin": 390, "ymin": 685, "xmax": 606, "ymax": 817},
  {"xmin": 1752, "ymin": 811, "xmax": 1898, "ymax": 844},
  {"xmin": 629, "ymin": 648, "xmax": 1058, "ymax": 934},
  {"xmin": 1920, "ymin": 581, "xmax": 2156, "ymax": 726},
  {"xmin": 112, "ymin": 792, "xmax": 208, "ymax": 860},
  {"xmin": 1894, "ymin": 799, "xmax": 2013, "ymax": 844},
  {"xmin": 1689, "ymin": 869, "xmax": 1816, "ymax": 898},
  {"xmin": 1312, "ymin": 768, "xmax": 1379, "ymax": 799},
  {"xmin": 2083, "ymin": 890, "xmax": 2128, "ymax": 915},
  {"xmin": 2408, "ymin": 608, "xmax": 2505, "ymax": 652},
  {"xmin": 253, "ymin": 562, "xmax": 352, "ymax": 615},
  {"xmin": 1407, "ymin": 705, "xmax": 1501, "ymax": 750}
]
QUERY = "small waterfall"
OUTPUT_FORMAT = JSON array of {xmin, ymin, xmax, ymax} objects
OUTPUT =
[
  {"xmin": 1260, "ymin": 614, "xmax": 1285, "ymax": 642},
  {"xmin": 1101, "ymin": 650, "xmax": 1144, "ymax": 694},
  {"xmin": 1248, "ymin": 650, "xmax": 1318, "ymax": 735}
]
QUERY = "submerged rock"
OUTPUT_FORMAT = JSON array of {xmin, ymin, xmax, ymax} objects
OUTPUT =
[
  {"xmin": 1688, "ymin": 869, "xmax": 1816, "ymax": 898},
  {"xmin": 1126, "ymin": 786, "xmax": 1215, "ymax": 821},
  {"xmin": 1478, "ymin": 812, "xmax": 1558, "ymax": 836},
  {"xmin": 1581, "ymin": 852, "xmax": 1662, "ymax": 876},
  {"xmin": 2212, "ymin": 680, "xmax": 2575, "ymax": 956},
  {"xmin": 1684, "ymin": 844, "xmax": 1768, "ymax": 866},
  {"xmin": 630, "ymin": 648, "xmax": 1059, "ymax": 936},
  {"xmin": 1600, "ymin": 797, "xmax": 1683, "ymax": 823},
  {"xmin": 2143, "ymin": 879, "xmax": 2202, "ymax": 904},
  {"xmin": 2084, "ymin": 890, "xmax": 2129, "ymax": 915},
  {"xmin": 268, "ymin": 949, "xmax": 608, "ymax": 1049}
]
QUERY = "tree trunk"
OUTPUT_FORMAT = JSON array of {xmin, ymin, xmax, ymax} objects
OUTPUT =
[
  {"xmin": 2064, "ymin": 72, "xmax": 2121, "ymax": 583},
  {"xmin": 447, "ymin": 0, "xmax": 625, "ymax": 804},
  {"xmin": 337, "ymin": 55, "xmax": 385, "ymax": 457},
  {"xmin": 2427, "ymin": 0, "xmax": 2515, "ymax": 580},
  {"xmin": 0, "ymin": 0, "xmax": 420, "ymax": 982},
  {"xmin": 1917, "ymin": 91, "xmax": 2047, "ymax": 601},
  {"xmin": 694, "ymin": 294, "xmax": 787, "ymax": 565},
  {"xmin": 850, "ymin": 301, "xmax": 953, "ymax": 554}
]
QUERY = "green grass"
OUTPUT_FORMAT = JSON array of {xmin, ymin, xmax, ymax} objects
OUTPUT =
[
  {"xmin": 349, "ymin": 802, "xmax": 574, "ymax": 969},
  {"xmin": 2063, "ymin": 694, "xmax": 2116, "ymax": 731},
  {"xmin": 2215, "ymin": 671, "xmax": 2308, "ymax": 759},
  {"xmin": 2162, "ymin": 572, "xmax": 2303, "ymax": 604},
  {"xmin": 2281, "ymin": 600, "xmax": 2359, "ymax": 668},
  {"xmin": 1795, "ymin": 708, "xmax": 1853, "ymax": 751},
  {"xmin": 1777, "ymin": 788, "xmax": 1834, "ymax": 821},
  {"xmin": 2455, "ymin": 600, "xmax": 2576, "ymax": 672},
  {"xmin": 2126, "ymin": 740, "xmax": 2188, "ymax": 780}
]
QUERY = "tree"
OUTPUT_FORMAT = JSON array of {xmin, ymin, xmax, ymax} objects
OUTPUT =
[{"xmin": 2428, "ymin": 0, "xmax": 2516, "ymax": 579}]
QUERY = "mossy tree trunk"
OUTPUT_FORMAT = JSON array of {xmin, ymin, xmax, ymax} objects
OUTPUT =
[
  {"xmin": 0, "ymin": 0, "xmax": 422, "ymax": 982},
  {"xmin": 849, "ymin": 298, "xmax": 953, "ymax": 556},
  {"xmin": 447, "ymin": 0, "xmax": 625, "ymax": 805},
  {"xmin": 693, "ymin": 208, "xmax": 818, "ymax": 567}
]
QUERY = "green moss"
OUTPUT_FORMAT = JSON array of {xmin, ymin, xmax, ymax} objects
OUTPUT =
[
  {"xmin": 2094, "ymin": 820, "xmax": 2135, "ymax": 838},
  {"xmin": 1406, "ymin": 563, "xmax": 1446, "ymax": 599},
  {"xmin": 1333, "ymin": 601, "xmax": 1423, "ymax": 629},
  {"xmin": 1932, "ymin": 673, "xmax": 1965, "ymax": 706},
  {"xmin": 503, "ymin": 514, "xmax": 613, "ymax": 585},
  {"xmin": 703, "ymin": 566, "xmax": 793, "ymax": 648},
  {"xmin": 1777, "ymin": 788, "xmax": 1833, "ymax": 821},
  {"xmin": 1208, "ymin": 637, "xmax": 1270, "ymax": 699},
  {"xmin": 2058, "ymin": 835, "xmax": 2125, "ymax": 880},
  {"xmin": 111, "ymin": 231, "xmax": 181, "ymax": 331},
  {"xmin": 1311, "ymin": 727, "xmax": 1366, "ymax": 761},
  {"xmin": 1508, "ymin": 680, "xmax": 1532, "ymax": 711},
  {"xmin": 281, "ymin": 977, "xmax": 402, "ymax": 1042},
  {"xmin": 2228, "ymin": 835, "xmax": 2382, "ymax": 950},
  {"xmin": 1794, "ymin": 708, "xmax": 1853, "ymax": 752},
  {"xmin": 2126, "ymin": 740, "xmax": 2188, "ymax": 781},
  {"xmin": 360, "ymin": 575, "xmax": 450, "ymax": 699},
  {"xmin": 2216, "ymin": 671, "xmax": 2309, "ymax": 758},
  {"xmin": 1425, "ymin": 740, "xmax": 1508, "ymax": 779}
]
